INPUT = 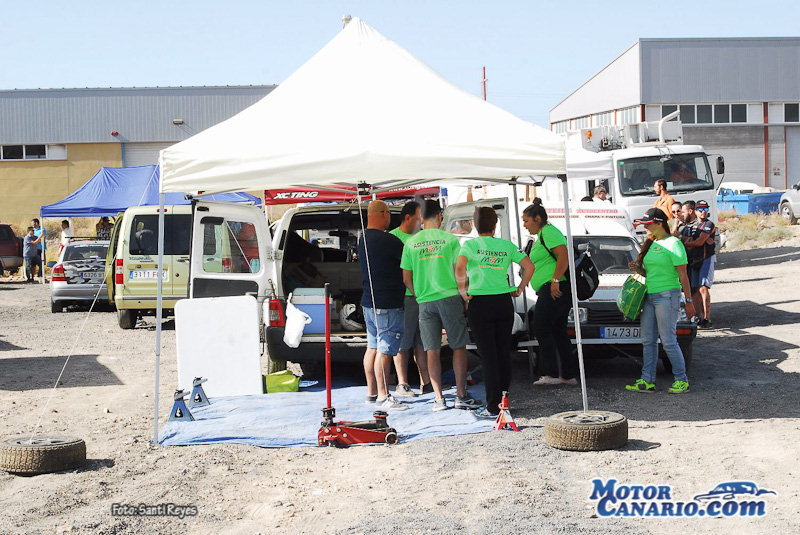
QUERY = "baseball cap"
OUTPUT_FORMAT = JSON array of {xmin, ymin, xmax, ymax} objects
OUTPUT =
[
  {"xmin": 696, "ymin": 200, "xmax": 710, "ymax": 210},
  {"xmin": 634, "ymin": 208, "xmax": 667, "ymax": 225}
]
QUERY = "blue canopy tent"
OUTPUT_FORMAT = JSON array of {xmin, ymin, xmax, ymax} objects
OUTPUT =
[{"xmin": 41, "ymin": 165, "xmax": 261, "ymax": 218}]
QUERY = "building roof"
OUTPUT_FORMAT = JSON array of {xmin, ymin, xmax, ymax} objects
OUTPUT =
[
  {"xmin": 550, "ymin": 37, "xmax": 800, "ymax": 123},
  {"xmin": 0, "ymin": 85, "xmax": 276, "ymax": 145}
]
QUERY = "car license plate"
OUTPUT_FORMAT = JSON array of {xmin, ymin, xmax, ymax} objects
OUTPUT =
[
  {"xmin": 601, "ymin": 326, "xmax": 640, "ymax": 339},
  {"xmin": 84, "ymin": 271, "xmax": 105, "ymax": 279},
  {"xmin": 129, "ymin": 269, "xmax": 168, "ymax": 281}
]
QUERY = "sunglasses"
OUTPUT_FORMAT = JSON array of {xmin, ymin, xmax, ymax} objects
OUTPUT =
[
  {"xmin": 697, "ymin": 208, "xmax": 709, "ymax": 212},
  {"xmin": 671, "ymin": 209, "xmax": 680, "ymax": 213}
]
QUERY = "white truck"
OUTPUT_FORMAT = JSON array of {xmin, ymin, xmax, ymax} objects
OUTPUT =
[{"xmin": 537, "ymin": 113, "xmax": 725, "ymax": 240}]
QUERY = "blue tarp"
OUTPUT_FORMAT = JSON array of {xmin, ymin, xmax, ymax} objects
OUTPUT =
[
  {"xmin": 40, "ymin": 165, "xmax": 261, "ymax": 218},
  {"xmin": 717, "ymin": 190, "xmax": 783, "ymax": 215},
  {"xmin": 158, "ymin": 384, "xmax": 494, "ymax": 448}
]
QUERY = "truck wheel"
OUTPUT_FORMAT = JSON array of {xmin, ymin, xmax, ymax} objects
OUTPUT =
[
  {"xmin": 544, "ymin": 411, "xmax": 628, "ymax": 451},
  {"xmin": 50, "ymin": 301, "xmax": 63, "ymax": 313},
  {"xmin": 0, "ymin": 437, "xmax": 86, "ymax": 475},
  {"xmin": 266, "ymin": 354, "xmax": 287, "ymax": 373},
  {"xmin": 117, "ymin": 309, "xmax": 137, "ymax": 329},
  {"xmin": 781, "ymin": 202, "xmax": 797, "ymax": 224}
]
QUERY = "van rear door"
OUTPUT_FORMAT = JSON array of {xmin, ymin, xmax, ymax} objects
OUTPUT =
[{"xmin": 190, "ymin": 201, "xmax": 275, "ymax": 300}]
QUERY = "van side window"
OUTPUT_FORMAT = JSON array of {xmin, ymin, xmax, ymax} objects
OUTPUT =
[
  {"xmin": 128, "ymin": 214, "xmax": 191, "ymax": 256},
  {"xmin": 201, "ymin": 220, "xmax": 260, "ymax": 274}
]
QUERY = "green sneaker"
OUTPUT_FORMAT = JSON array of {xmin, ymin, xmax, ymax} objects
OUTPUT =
[
  {"xmin": 669, "ymin": 380, "xmax": 690, "ymax": 393},
  {"xmin": 625, "ymin": 379, "xmax": 655, "ymax": 393}
]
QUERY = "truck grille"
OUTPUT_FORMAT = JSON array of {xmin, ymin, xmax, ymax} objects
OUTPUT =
[{"xmin": 587, "ymin": 309, "xmax": 627, "ymax": 324}]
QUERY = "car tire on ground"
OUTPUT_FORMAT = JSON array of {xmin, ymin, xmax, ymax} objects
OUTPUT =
[
  {"xmin": 50, "ymin": 301, "xmax": 63, "ymax": 313},
  {"xmin": 780, "ymin": 202, "xmax": 797, "ymax": 225},
  {"xmin": 117, "ymin": 309, "xmax": 137, "ymax": 329},
  {"xmin": 544, "ymin": 410, "xmax": 628, "ymax": 451},
  {"xmin": 662, "ymin": 343, "xmax": 693, "ymax": 374},
  {"xmin": 0, "ymin": 437, "xmax": 86, "ymax": 475}
]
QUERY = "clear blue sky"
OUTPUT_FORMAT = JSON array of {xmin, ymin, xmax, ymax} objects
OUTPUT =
[{"xmin": 3, "ymin": 1, "xmax": 798, "ymax": 126}]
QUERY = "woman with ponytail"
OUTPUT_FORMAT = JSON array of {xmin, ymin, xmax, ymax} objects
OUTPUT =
[
  {"xmin": 627, "ymin": 208, "xmax": 696, "ymax": 394},
  {"xmin": 521, "ymin": 198, "xmax": 578, "ymax": 386}
]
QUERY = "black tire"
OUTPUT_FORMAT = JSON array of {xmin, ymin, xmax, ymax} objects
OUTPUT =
[
  {"xmin": 781, "ymin": 202, "xmax": 797, "ymax": 225},
  {"xmin": 544, "ymin": 410, "xmax": 628, "ymax": 451},
  {"xmin": 0, "ymin": 437, "xmax": 86, "ymax": 475},
  {"xmin": 662, "ymin": 343, "xmax": 693, "ymax": 374},
  {"xmin": 117, "ymin": 308, "xmax": 137, "ymax": 329},
  {"xmin": 50, "ymin": 301, "xmax": 63, "ymax": 313},
  {"xmin": 384, "ymin": 431, "xmax": 398, "ymax": 445},
  {"xmin": 266, "ymin": 353, "xmax": 287, "ymax": 374}
]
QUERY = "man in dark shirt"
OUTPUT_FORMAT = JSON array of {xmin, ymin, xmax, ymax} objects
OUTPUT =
[
  {"xmin": 683, "ymin": 200, "xmax": 716, "ymax": 328},
  {"xmin": 357, "ymin": 200, "xmax": 408, "ymax": 411}
]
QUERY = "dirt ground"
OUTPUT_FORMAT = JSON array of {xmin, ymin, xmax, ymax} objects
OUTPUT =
[{"xmin": 1, "ymin": 235, "xmax": 799, "ymax": 535}]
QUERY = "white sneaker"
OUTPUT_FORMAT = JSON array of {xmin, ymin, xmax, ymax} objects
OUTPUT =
[
  {"xmin": 377, "ymin": 395, "xmax": 409, "ymax": 411},
  {"xmin": 394, "ymin": 384, "xmax": 418, "ymax": 397},
  {"xmin": 533, "ymin": 376, "xmax": 562, "ymax": 386},
  {"xmin": 432, "ymin": 397, "xmax": 448, "ymax": 412}
]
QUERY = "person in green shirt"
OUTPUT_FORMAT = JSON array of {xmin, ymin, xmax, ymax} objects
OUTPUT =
[
  {"xmin": 455, "ymin": 206, "xmax": 533, "ymax": 418},
  {"xmin": 626, "ymin": 208, "xmax": 696, "ymax": 394},
  {"xmin": 401, "ymin": 200, "xmax": 482, "ymax": 412},
  {"xmin": 522, "ymin": 199, "xmax": 577, "ymax": 386},
  {"xmin": 389, "ymin": 200, "xmax": 431, "ymax": 397}
]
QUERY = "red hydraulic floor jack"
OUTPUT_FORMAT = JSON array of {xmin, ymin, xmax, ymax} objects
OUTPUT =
[{"xmin": 317, "ymin": 284, "xmax": 398, "ymax": 447}]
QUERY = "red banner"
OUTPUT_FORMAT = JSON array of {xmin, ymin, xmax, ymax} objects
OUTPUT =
[{"xmin": 264, "ymin": 184, "xmax": 439, "ymax": 205}]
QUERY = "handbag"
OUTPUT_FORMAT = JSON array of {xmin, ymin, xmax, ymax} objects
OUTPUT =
[
  {"xmin": 617, "ymin": 274, "xmax": 647, "ymax": 320},
  {"xmin": 539, "ymin": 230, "xmax": 599, "ymax": 301}
]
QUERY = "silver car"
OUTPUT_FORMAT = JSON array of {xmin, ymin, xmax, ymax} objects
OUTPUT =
[
  {"xmin": 780, "ymin": 181, "xmax": 800, "ymax": 224},
  {"xmin": 50, "ymin": 240, "xmax": 110, "ymax": 312}
]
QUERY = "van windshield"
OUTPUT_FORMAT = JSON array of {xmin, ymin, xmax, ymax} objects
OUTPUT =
[{"xmin": 618, "ymin": 153, "xmax": 713, "ymax": 196}]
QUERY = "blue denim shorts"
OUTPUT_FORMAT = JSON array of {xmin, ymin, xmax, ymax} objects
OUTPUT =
[{"xmin": 363, "ymin": 307, "xmax": 404, "ymax": 356}]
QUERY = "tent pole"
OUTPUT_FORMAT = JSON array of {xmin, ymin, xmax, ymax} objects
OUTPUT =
[
  {"xmin": 511, "ymin": 180, "xmax": 529, "ymax": 329},
  {"xmin": 153, "ymin": 192, "xmax": 165, "ymax": 443},
  {"xmin": 559, "ymin": 175, "xmax": 589, "ymax": 413}
]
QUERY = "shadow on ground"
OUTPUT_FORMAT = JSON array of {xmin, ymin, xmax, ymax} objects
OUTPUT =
[{"xmin": 0, "ymin": 354, "xmax": 123, "ymax": 390}]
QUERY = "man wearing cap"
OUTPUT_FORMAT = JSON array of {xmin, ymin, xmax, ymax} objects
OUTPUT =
[{"xmin": 683, "ymin": 200, "xmax": 716, "ymax": 329}]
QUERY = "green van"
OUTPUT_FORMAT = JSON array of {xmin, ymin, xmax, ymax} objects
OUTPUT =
[{"xmin": 106, "ymin": 205, "xmax": 192, "ymax": 329}]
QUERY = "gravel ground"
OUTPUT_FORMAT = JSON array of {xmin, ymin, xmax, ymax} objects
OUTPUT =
[{"xmin": 1, "ymin": 237, "xmax": 799, "ymax": 535}]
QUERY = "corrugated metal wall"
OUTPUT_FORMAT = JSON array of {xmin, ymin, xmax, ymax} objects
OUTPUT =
[
  {"xmin": 0, "ymin": 86, "xmax": 275, "ymax": 145},
  {"xmin": 685, "ymin": 126, "xmax": 765, "ymax": 187},
  {"xmin": 787, "ymin": 127, "xmax": 800, "ymax": 187}
]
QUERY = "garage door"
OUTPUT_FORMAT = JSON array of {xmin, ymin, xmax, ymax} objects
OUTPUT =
[
  {"xmin": 124, "ymin": 142, "xmax": 174, "ymax": 167},
  {"xmin": 787, "ymin": 127, "xmax": 800, "ymax": 189}
]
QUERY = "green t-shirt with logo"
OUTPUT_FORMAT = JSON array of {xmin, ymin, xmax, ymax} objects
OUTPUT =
[
  {"xmin": 390, "ymin": 227, "xmax": 414, "ymax": 296},
  {"xmin": 458, "ymin": 237, "xmax": 525, "ymax": 296},
  {"xmin": 528, "ymin": 223, "xmax": 567, "ymax": 291},
  {"xmin": 643, "ymin": 235, "xmax": 687, "ymax": 294},
  {"xmin": 400, "ymin": 228, "xmax": 460, "ymax": 303}
]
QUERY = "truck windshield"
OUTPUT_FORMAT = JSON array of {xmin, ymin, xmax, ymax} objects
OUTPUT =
[
  {"xmin": 618, "ymin": 153, "xmax": 713, "ymax": 196},
  {"xmin": 570, "ymin": 236, "xmax": 638, "ymax": 274}
]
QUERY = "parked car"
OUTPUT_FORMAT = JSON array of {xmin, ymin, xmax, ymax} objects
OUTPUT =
[
  {"xmin": 106, "ymin": 205, "xmax": 191, "ymax": 329},
  {"xmin": 0, "ymin": 223, "xmax": 23, "ymax": 277},
  {"xmin": 693, "ymin": 481, "xmax": 776, "ymax": 501},
  {"xmin": 50, "ymin": 239, "xmax": 110, "ymax": 312},
  {"xmin": 779, "ymin": 181, "xmax": 799, "ymax": 224}
]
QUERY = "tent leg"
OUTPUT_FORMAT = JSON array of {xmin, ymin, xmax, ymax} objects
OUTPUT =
[
  {"xmin": 153, "ymin": 192, "xmax": 165, "ymax": 443},
  {"xmin": 511, "ymin": 181, "xmax": 529, "ymax": 327},
  {"xmin": 560, "ymin": 176, "xmax": 589, "ymax": 413}
]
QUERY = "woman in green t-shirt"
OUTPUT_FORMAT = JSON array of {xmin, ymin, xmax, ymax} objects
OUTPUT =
[
  {"xmin": 522, "ymin": 199, "xmax": 577, "ymax": 386},
  {"xmin": 626, "ymin": 208, "xmax": 696, "ymax": 394},
  {"xmin": 456, "ymin": 207, "xmax": 534, "ymax": 418}
]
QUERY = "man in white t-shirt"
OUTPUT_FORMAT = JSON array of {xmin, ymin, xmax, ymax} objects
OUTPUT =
[
  {"xmin": 59, "ymin": 220, "xmax": 74, "ymax": 255},
  {"xmin": 593, "ymin": 185, "xmax": 611, "ymax": 203}
]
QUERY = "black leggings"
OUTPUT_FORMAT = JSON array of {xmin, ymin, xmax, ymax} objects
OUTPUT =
[
  {"xmin": 467, "ymin": 293, "xmax": 515, "ymax": 415},
  {"xmin": 532, "ymin": 281, "xmax": 577, "ymax": 380}
]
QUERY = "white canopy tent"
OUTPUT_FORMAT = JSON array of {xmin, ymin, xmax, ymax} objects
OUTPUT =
[{"xmin": 154, "ymin": 18, "xmax": 592, "ymax": 443}]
